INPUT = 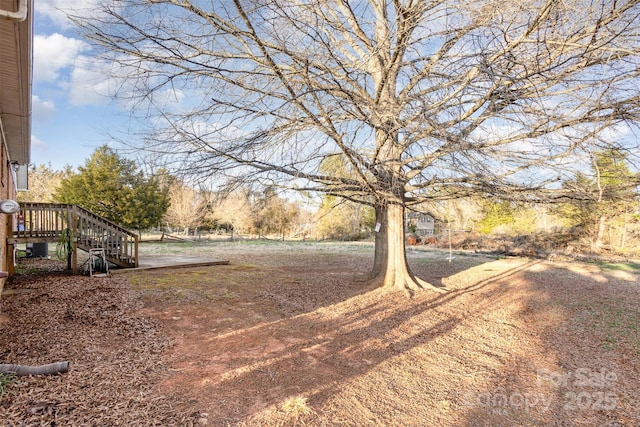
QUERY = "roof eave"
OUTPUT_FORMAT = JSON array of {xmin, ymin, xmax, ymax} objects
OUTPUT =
[{"xmin": 0, "ymin": 0, "xmax": 33, "ymax": 166}]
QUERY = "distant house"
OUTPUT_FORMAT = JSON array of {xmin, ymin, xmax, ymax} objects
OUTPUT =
[
  {"xmin": 0, "ymin": 0, "xmax": 33, "ymax": 291},
  {"xmin": 406, "ymin": 212, "xmax": 436, "ymax": 236}
]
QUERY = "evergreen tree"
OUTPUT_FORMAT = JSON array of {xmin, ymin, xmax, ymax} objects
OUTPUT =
[{"xmin": 54, "ymin": 146, "xmax": 169, "ymax": 230}]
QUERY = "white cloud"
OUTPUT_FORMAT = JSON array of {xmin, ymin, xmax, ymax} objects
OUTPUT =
[
  {"xmin": 33, "ymin": 34, "xmax": 112, "ymax": 106},
  {"xmin": 67, "ymin": 55, "xmax": 192, "ymax": 108},
  {"xmin": 68, "ymin": 57, "xmax": 114, "ymax": 106},
  {"xmin": 151, "ymin": 88, "xmax": 187, "ymax": 110},
  {"xmin": 33, "ymin": 33, "xmax": 89, "ymax": 83},
  {"xmin": 31, "ymin": 135, "xmax": 48, "ymax": 152},
  {"xmin": 32, "ymin": 96, "xmax": 56, "ymax": 123},
  {"xmin": 37, "ymin": 0, "xmax": 105, "ymax": 29}
]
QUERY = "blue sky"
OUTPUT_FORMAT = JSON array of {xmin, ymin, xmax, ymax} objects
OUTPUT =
[{"xmin": 31, "ymin": 0, "xmax": 123, "ymax": 171}]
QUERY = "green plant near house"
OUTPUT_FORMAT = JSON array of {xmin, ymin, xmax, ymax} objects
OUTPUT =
[
  {"xmin": 0, "ymin": 373, "xmax": 17, "ymax": 398},
  {"xmin": 55, "ymin": 228, "xmax": 74, "ymax": 261},
  {"xmin": 56, "ymin": 228, "xmax": 76, "ymax": 271}
]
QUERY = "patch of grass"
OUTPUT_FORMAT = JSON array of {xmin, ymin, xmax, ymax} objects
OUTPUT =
[
  {"xmin": 595, "ymin": 307, "xmax": 639, "ymax": 352},
  {"xmin": 593, "ymin": 262, "xmax": 640, "ymax": 273},
  {"xmin": 226, "ymin": 264, "xmax": 258, "ymax": 271},
  {"xmin": 127, "ymin": 265, "xmax": 257, "ymax": 305},
  {"xmin": 603, "ymin": 334, "xmax": 619, "ymax": 350},
  {"xmin": 0, "ymin": 373, "xmax": 17, "ymax": 398},
  {"xmin": 14, "ymin": 265, "xmax": 42, "ymax": 275},
  {"xmin": 129, "ymin": 265, "xmax": 258, "ymax": 288},
  {"xmin": 218, "ymin": 287, "xmax": 239, "ymax": 299},
  {"xmin": 281, "ymin": 396, "xmax": 313, "ymax": 418},
  {"xmin": 138, "ymin": 239, "xmax": 377, "ymax": 258},
  {"xmin": 566, "ymin": 299, "xmax": 639, "ymax": 353}
]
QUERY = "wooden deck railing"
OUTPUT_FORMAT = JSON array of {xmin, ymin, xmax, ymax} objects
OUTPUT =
[{"xmin": 10, "ymin": 203, "xmax": 138, "ymax": 269}]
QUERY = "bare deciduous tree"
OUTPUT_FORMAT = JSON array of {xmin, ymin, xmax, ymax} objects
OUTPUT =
[
  {"xmin": 73, "ymin": 0, "xmax": 640, "ymax": 291},
  {"xmin": 17, "ymin": 164, "xmax": 71, "ymax": 203},
  {"xmin": 209, "ymin": 188, "xmax": 254, "ymax": 240},
  {"xmin": 163, "ymin": 180, "xmax": 208, "ymax": 235}
]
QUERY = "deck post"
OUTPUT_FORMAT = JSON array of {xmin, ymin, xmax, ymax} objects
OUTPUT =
[
  {"xmin": 134, "ymin": 235, "xmax": 139, "ymax": 267},
  {"xmin": 72, "ymin": 241, "xmax": 77, "ymax": 275},
  {"xmin": 6, "ymin": 244, "xmax": 14, "ymax": 277}
]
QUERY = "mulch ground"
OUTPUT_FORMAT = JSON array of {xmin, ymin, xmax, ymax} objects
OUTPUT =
[{"xmin": 0, "ymin": 260, "xmax": 199, "ymax": 426}]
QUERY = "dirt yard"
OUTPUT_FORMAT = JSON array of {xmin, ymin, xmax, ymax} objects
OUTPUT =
[{"xmin": 1, "ymin": 241, "xmax": 639, "ymax": 426}]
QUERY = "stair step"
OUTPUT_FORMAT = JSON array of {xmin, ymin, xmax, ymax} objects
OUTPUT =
[{"xmin": 14, "ymin": 203, "xmax": 139, "ymax": 272}]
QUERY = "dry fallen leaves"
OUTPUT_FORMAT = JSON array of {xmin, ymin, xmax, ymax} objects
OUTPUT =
[{"xmin": 0, "ymin": 259, "xmax": 199, "ymax": 426}]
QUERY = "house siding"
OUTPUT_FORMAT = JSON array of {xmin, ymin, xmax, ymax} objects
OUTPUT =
[
  {"xmin": 0, "ymin": 130, "xmax": 18, "ymax": 297},
  {"xmin": 406, "ymin": 212, "xmax": 436, "ymax": 236}
]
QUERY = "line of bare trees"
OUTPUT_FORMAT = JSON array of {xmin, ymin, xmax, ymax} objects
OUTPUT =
[{"xmin": 20, "ymin": 151, "xmax": 639, "ymax": 255}]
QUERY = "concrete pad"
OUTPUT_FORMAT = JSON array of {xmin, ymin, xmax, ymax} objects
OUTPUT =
[{"xmin": 111, "ymin": 255, "xmax": 229, "ymax": 274}]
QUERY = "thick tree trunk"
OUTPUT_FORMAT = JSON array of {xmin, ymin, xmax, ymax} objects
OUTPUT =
[{"xmin": 359, "ymin": 202, "xmax": 446, "ymax": 293}]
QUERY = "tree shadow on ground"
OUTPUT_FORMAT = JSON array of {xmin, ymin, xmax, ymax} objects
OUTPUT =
[
  {"xmin": 457, "ymin": 261, "xmax": 640, "ymax": 427},
  {"xmin": 147, "ymin": 254, "xmax": 540, "ymax": 425}
]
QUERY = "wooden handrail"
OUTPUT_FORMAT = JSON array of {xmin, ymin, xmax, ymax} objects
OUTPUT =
[{"xmin": 11, "ymin": 203, "xmax": 139, "ymax": 268}]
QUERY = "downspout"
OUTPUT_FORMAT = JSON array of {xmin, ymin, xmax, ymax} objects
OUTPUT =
[{"xmin": 0, "ymin": 0, "xmax": 28, "ymax": 22}]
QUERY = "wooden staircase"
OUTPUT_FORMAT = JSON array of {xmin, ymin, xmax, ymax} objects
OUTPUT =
[{"xmin": 9, "ymin": 203, "xmax": 139, "ymax": 273}]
